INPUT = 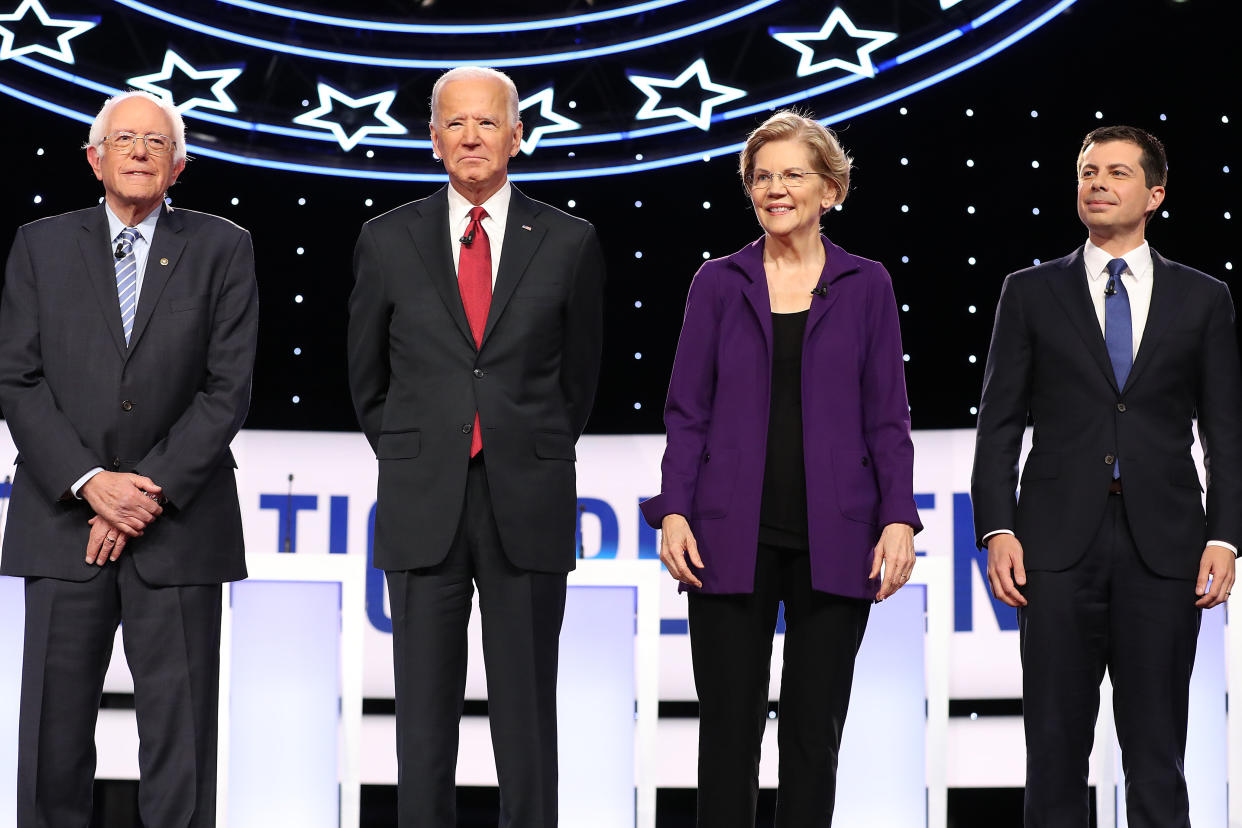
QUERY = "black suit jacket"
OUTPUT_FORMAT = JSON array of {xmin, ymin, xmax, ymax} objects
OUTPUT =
[
  {"xmin": 0, "ymin": 204, "xmax": 258, "ymax": 585},
  {"xmin": 972, "ymin": 247, "xmax": 1242, "ymax": 577},
  {"xmin": 347, "ymin": 185, "xmax": 605, "ymax": 574}
]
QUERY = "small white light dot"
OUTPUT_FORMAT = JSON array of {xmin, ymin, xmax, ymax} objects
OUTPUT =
[
  {"xmin": 901, "ymin": 303, "xmax": 910, "ymax": 312},
  {"xmin": 965, "ymin": 108, "xmax": 974, "ymax": 117},
  {"xmin": 1032, "ymin": 207, "xmax": 1041, "ymax": 215},
  {"xmin": 1223, "ymin": 115, "xmax": 1231, "ymax": 124},
  {"xmin": 568, "ymin": 100, "xmax": 577, "ymax": 109},
  {"xmin": 902, "ymin": 354, "xmax": 910, "ymax": 362},
  {"xmin": 634, "ymin": 200, "xmax": 643, "ymax": 208},
  {"xmin": 635, "ymin": 153, "xmax": 643, "ymax": 160},
  {"xmin": 294, "ymin": 294, "xmax": 304, "ymax": 303},
  {"xmin": 366, "ymin": 150, "xmax": 375, "ymax": 158},
  {"xmin": 968, "ymin": 355, "xmax": 977, "ymax": 364},
  {"xmin": 702, "ymin": 155, "xmax": 711, "ymax": 163},
  {"xmin": 568, "ymin": 152, "xmax": 576, "ymax": 158},
  {"xmin": 298, "ymin": 197, "xmax": 306, "ymax": 205},
  {"xmin": 633, "ymin": 402, "xmax": 642, "ymax": 410},
  {"xmin": 702, "ymin": 201, "xmax": 711, "ymax": 209},
  {"xmin": 301, "ymin": 99, "xmax": 309, "ymax": 106},
  {"xmin": 1225, "ymin": 166, "xmax": 1232, "ymax": 174},
  {"xmin": 1160, "ymin": 113, "xmax": 1168, "ymax": 121},
  {"xmin": 634, "ymin": 352, "xmax": 642, "ymax": 360},
  {"xmin": 32, "ymin": 195, "xmax": 42, "ymax": 204},
  {"xmin": 1227, "ymin": 262, "xmax": 1234, "ymax": 270},
  {"xmin": 702, "ymin": 251, "xmax": 710, "ymax": 260},
  {"xmin": 634, "ymin": 251, "xmax": 643, "ymax": 259},
  {"xmin": 901, "ymin": 256, "xmax": 910, "ymax": 264},
  {"xmin": 967, "ymin": 206, "xmax": 976, "ymax": 214},
  {"xmin": 768, "ymin": 710, "xmax": 777, "ymax": 720},
  {"xmin": 1033, "ymin": 258, "xmax": 1041, "ymax": 265},
  {"xmin": 901, "ymin": 204, "xmax": 909, "ymax": 213},
  {"xmin": 899, "ymin": 107, "xmax": 908, "ymax": 115},
  {"xmin": 293, "ymin": 347, "xmax": 302, "ymax": 355},
  {"xmin": 1031, "ymin": 160, "xmax": 1040, "ymax": 169},
  {"xmin": 567, "ymin": 199, "xmax": 576, "ymax": 208},
  {"xmin": 968, "ymin": 257, "xmax": 977, "ymax": 265},
  {"xmin": 36, "ymin": 148, "xmax": 44, "ymax": 156},
  {"xmin": 634, "ymin": 300, "xmax": 643, "ymax": 308},
  {"xmin": 966, "ymin": 159, "xmax": 975, "ymax": 168},
  {"xmin": 296, "ymin": 247, "xmax": 305, "ymax": 255},
  {"xmin": 1161, "ymin": 210, "xmax": 1170, "ymax": 219},
  {"xmin": 833, "ymin": 204, "xmax": 843, "ymax": 211},
  {"xmin": 900, "ymin": 157, "xmax": 909, "ymax": 166},
  {"xmin": 1030, "ymin": 110, "xmax": 1038, "ymax": 118},
  {"xmin": 231, "ymin": 197, "xmax": 240, "ymax": 205},
  {"xmin": 1225, "ymin": 212, "xmax": 1232, "ymax": 220},
  {"xmin": 968, "ymin": 305, "xmax": 977, "ymax": 314},
  {"xmin": 1094, "ymin": 110, "xmax": 1103, "ymax": 119},
  {"xmin": 292, "ymin": 395, "xmax": 301, "ymax": 404},
  {"xmin": 970, "ymin": 406, "xmax": 978, "ymax": 415},
  {"xmin": 364, "ymin": 198, "xmax": 373, "ymax": 207}
]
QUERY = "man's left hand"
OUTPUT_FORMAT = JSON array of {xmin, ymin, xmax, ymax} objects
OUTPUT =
[
  {"xmin": 85, "ymin": 515, "xmax": 129, "ymax": 566},
  {"xmin": 1195, "ymin": 544, "xmax": 1235, "ymax": 608}
]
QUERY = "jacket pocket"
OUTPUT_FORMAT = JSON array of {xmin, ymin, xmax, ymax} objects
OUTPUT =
[
  {"xmin": 377, "ymin": 430, "xmax": 421, "ymax": 460},
  {"xmin": 535, "ymin": 431, "xmax": 576, "ymax": 461},
  {"xmin": 832, "ymin": 447, "xmax": 879, "ymax": 524},
  {"xmin": 690, "ymin": 447, "xmax": 738, "ymax": 519}
]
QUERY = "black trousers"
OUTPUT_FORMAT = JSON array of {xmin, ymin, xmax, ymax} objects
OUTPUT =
[
  {"xmin": 386, "ymin": 455, "xmax": 567, "ymax": 828},
  {"xmin": 18, "ymin": 552, "xmax": 222, "ymax": 828},
  {"xmin": 1019, "ymin": 494, "xmax": 1201, "ymax": 827},
  {"xmin": 687, "ymin": 544, "xmax": 871, "ymax": 828}
]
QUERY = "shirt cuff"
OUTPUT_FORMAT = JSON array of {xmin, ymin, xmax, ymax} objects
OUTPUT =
[
  {"xmin": 982, "ymin": 529, "xmax": 1015, "ymax": 545},
  {"xmin": 1207, "ymin": 539, "xmax": 1239, "ymax": 556},
  {"xmin": 70, "ymin": 467, "xmax": 104, "ymax": 499}
]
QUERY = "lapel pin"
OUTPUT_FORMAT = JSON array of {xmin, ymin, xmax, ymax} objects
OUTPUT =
[
  {"xmin": 159, "ymin": 257, "xmax": 169, "ymax": 266},
  {"xmin": 522, "ymin": 224, "xmax": 532, "ymax": 231}
]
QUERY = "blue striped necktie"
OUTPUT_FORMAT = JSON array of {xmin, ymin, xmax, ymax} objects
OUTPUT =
[
  {"xmin": 1104, "ymin": 257, "xmax": 1131, "ymax": 479},
  {"xmin": 114, "ymin": 227, "xmax": 141, "ymax": 345}
]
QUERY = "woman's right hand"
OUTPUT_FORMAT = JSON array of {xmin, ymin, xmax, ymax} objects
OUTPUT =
[{"xmin": 660, "ymin": 514, "xmax": 704, "ymax": 588}]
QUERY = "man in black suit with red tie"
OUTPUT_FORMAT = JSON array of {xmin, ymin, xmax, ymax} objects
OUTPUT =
[
  {"xmin": 972, "ymin": 125, "xmax": 1242, "ymax": 826},
  {"xmin": 347, "ymin": 66, "xmax": 605, "ymax": 827}
]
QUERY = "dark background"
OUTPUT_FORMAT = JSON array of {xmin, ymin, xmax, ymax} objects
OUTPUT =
[{"xmin": 1, "ymin": 0, "xmax": 1235, "ymax": 825}]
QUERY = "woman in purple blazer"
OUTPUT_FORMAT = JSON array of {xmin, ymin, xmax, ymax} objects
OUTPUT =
[{"xmin": 640, "ymin": 112, "xmax": 923, "ymax": 826}]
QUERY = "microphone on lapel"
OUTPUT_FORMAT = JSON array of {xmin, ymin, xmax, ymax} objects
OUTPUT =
[
  {"xmin": 811, "ymin": 285, "xmax": 828, "ymax": 298},
  {"xmin": 460, "ymin": 226, "xmax": 476, "ymax": 247},
  {"xmin": 114, "ymin": 242, "xmax": 125, "ymax": 260},
  {"xmin": 1105, "ymin": 276, "xmax": 1117, "ymax": 297}
]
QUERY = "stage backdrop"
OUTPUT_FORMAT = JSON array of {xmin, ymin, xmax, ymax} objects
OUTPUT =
[{"xmin": 0, "ymin": 423, "xmax": 1140, "ymax": 703}]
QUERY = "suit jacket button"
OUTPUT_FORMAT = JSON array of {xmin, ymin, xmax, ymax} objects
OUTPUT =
[
  {"xmin": 1116, "ymin": 402, "xmax": 1127, "ymax": 412},
  {"xmin": 1104, "ymin": 454, "xmax": 1115, "ymax": 465},
  {"xmin": 861, "ymin": 457, "xmax": 870, "ymax": 467},
  {"xmin": 111, "ymin": 458, "xmax": 121, "ymax": 469},
  {"xmin": 461, "ymin": 423, "xmax": 473, "ymax": 434},
  {"xmin": 120, "ymin": 400, "xmax": 133, "ymax": 411},
  {"xmin": 704, "ymin": 453, "xmax": 711, "ymax": 463},
  {"xmin": 473, "ymin": 368, "xmax": 485, "ymax": 378}
]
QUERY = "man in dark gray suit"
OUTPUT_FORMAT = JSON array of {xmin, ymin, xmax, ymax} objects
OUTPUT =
[
  {"xmin": 348, "ymin": 66, "xmax": 604, "ymax": 827},
  {"xmin": 972, "ymin": 125, "xmax": 1242, "ymax": 826},
  {"xmin": 0, "ymin": 90, "xmax": 258, "ymax": 827}
]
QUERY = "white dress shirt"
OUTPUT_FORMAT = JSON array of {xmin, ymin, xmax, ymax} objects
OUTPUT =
[{"xmin": 446, "ymin": 181, "xmax": 510, "ymax": 287}]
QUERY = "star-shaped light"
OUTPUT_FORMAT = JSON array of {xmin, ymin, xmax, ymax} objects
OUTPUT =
[
  {"xmin": 772, "ymin": 7, "xmax": 897, "ymax": 79},
  {"xmin": 292, "ymin": 82, "xmax": 407, "ymax": 152},
  {"xmin": 941, "ymin": 0, "xmax": 965, "ymax": 8},
  {"xmin": 628, "ymin": 58, "xmax": 745, "ymax": 131},
  {"xmin": 127, "ymin": 50, "xmax": 243, "ymax": 114},
  {"xmin": 517, "ymin": 87, "xmax": 580, "ymax": 155},
  {"xmin": 0, "ymin": 0, "xmax": 95, "ymax": 64}
]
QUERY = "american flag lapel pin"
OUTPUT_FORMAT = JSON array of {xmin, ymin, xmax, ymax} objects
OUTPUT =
[{"xmin": 522, "ymin": 224, "xmax": 532, "ymax": 231}]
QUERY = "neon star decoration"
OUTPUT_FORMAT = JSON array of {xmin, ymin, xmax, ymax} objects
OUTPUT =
[
  {"xmin": 292, "ymin": 82, "xmax": 408, "ymax": 151},
  {"xmin": 629, "ymin": 58, "xmax": 745, "ymax": 131},
  {"xmin": 127, "ymin": 50, "xmax": 243, "ymax": 113},
  {"xmin": 517, "ymin": 88, "xmax": 580, "ymax": 155},
  {"xmin": 0, "ymin": 0, "xmax": 95, "ymax": 64},
  {"xmin": 772, "ymin": 7, "xmax": 898, "ymax": 79}
]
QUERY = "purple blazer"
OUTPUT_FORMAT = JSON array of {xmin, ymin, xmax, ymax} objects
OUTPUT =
[{"xmin": 640, "ymin": 235, "xmax": 922, "ymax": 598}]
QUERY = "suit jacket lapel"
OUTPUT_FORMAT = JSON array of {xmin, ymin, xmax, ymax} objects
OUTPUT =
[
  {"xmin": 127, "ymin": 204, "xmax": 186, "ymax": 355},
  {"xmin": 1045, "ymin": 247, "xmax": 1119, "ymax": 392},
  {"xmin": 804, "ymin": 236, "xmax": 850, "ymax": 338},
  {"xmin": 733, "ymin": 239, "xmax": 772, "ymax": 359},
  {"xmin": 408, "ymin": 187, "xmax": 476, "ymax": 349},
  {"xmin": 1125, "ymin": 249, "xmax": 1185, "ymax": 392},
  {"xmin": 481, "ymin": 186, "xmax": 545, "ymax": 348},
  {"xmin": 78, "ymin": 206, "xmax": 128, "ymax": 358}
]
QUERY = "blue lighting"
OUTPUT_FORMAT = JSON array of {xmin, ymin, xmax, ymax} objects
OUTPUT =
[
  {"xmin": 210, "ymin": 0, "xmax": 692, "ymax": 34},
  {"xmin": 106, "ymin": 0, "xmax": 784, "ymax": 68}
]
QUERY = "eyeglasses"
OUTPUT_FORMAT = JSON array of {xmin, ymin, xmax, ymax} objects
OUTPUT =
[
  {"xmin": 105, "ymin": 131, "xmax": 175, "ymax": 156},
  {"xmin": 747, "ymin": 170, "xmax": 827, "ymax": 189}
]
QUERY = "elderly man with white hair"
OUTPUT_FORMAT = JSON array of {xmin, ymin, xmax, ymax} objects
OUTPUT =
[
  {"xmin": 348, "ymin": 65, "xmax": 605, "ymax": 827},
  {"xmin": 0, "ymin": 89, "xmax": 258, "ymax": 827}
]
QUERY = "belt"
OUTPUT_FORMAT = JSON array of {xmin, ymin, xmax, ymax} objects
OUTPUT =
[{"xmin": 1108, "ymin": 478, "xmax": 1122, "ymax": 495}]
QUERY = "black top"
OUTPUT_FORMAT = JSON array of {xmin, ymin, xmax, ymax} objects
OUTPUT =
[{"xmin": 759, "ymin": 310, "xmax": 810, "ymax": 550}]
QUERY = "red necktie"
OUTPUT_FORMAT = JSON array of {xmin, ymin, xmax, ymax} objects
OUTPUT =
[{"xmin": 458, "ymin": 205, "xmax": 491, "ymax": 457}]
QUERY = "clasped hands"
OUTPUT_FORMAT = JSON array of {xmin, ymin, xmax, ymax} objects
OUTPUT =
[
  {"xmin": 80, "ymin": 471, "xmax": 163, "ymax": 566},
  {"xmin": 659, "ymin": 514, "xmax": 916, "ymax": 601}
]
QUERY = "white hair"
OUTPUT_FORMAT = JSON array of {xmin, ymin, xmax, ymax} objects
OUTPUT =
[
  {"xmin": 430, "ymin": 66, "xmax": 520, "ymax": 127},
  {"xmin": 86, "ymin": 90, "xmax": 187, "ymax": 163}
]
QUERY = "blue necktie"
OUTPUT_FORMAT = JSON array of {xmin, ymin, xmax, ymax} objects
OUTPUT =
[
  {"xmin": 114, "ymin": 227, "xmax": 141, "ymax": 345},
  {"xmin": 1104, "ymin": 257, "xmax": 1131, "ymax": 479}
]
